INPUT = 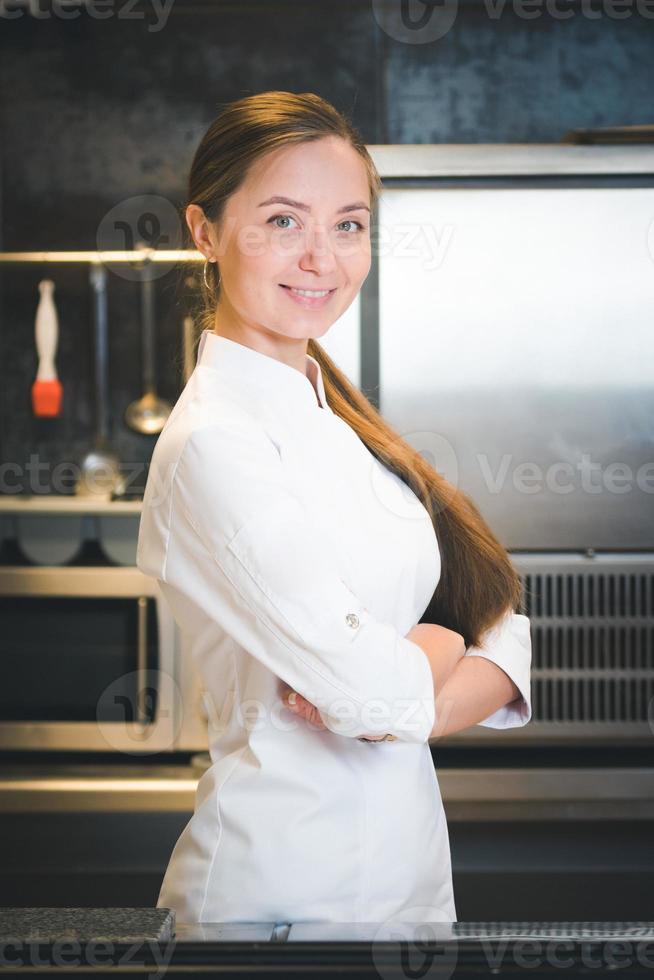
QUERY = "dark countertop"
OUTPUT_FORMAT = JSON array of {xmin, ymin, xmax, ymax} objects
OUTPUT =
[
  {"xmin": 0, "ymin": 907, "xmax": 174, "ymax": 943},
  {"xmin": 2, "ymin": 914, "xmax": 654, "ymax": 976}
]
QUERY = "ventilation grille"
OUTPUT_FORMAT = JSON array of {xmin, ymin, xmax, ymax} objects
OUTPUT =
[
  {"xmin": 523, "ymin": 572, "xmax": 654, "ymax": 619},
  {"xmin": 517, "ymin": 562, "xmax": 654, "ymax": 728}
]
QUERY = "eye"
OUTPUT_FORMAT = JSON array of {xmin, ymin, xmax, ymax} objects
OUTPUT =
[
  {"xmin": 268, "ymin": 214, "xmax": 299, "ymax": 230},
  {"xmin": 337, "ymin": 219, "xmax": 366, "ymax": 233}
]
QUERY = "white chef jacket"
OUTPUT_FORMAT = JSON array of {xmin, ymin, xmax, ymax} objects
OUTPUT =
[{"xmin": 136, "ymin": 329, "xmax": 532, "ymax": 926}]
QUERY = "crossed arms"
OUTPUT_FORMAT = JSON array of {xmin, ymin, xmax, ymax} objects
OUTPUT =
[{"xmin": 284, "ymin": 620, "xmax": 524, "ymax": 741}]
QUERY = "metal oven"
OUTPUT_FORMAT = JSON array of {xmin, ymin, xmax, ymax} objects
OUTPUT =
[{"xmin": 0, "ymin": 565, "xmax": 182, "ymax": 754}]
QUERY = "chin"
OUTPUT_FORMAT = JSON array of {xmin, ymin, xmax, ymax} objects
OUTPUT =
[{"xmin": 313, "ymin": 321, "xmax": 337, "ymax": 341}]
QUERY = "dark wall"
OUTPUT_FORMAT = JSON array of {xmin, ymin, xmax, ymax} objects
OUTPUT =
[{"xmin": 1, "ymin": 0, "xmax": 652, "ymax": 490}]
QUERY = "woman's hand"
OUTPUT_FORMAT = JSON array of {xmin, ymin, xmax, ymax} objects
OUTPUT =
[
  {"xmin": 281, "ymin": 688, "xmax": 327, "ymax": 730},
  {"xmin": 281, "ymin": 689, "xmax": 389, "ymax": 740}
]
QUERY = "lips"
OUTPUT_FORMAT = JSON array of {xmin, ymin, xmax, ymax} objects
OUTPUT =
[
  {"xmin": 280, "ymin": 285, "xmax": 336, "ymax": 294},
  {"xmin": 279, "ymin": 283, "xmax": 337, "ymax": 309}
]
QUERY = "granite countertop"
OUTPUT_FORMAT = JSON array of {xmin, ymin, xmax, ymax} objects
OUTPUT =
[{"xmin": 0, "ymin": 907, "xmax": 174, "ymax": 943}]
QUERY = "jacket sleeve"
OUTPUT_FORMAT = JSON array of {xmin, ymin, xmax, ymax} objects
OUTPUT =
[
  {"xmin": 462, "ymin": 610, "xmax": 532, "ymax": 728},
  {"xmin": 156, "ymin": 420, "xmax": 436, "ymax": 743}
]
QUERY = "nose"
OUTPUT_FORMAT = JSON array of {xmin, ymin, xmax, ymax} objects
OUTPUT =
[{"xmin": 297, "ymin": 224, "xmax": 337, "ymax": 277}]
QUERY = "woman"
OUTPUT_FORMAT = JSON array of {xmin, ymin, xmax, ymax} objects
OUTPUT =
[{"xmin": 136, "ymin": 90, "xmax": 532, "ymax": 926}]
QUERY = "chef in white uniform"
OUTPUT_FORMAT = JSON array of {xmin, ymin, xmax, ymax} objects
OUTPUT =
[
  {"xmin": 136, "ymin": 327, "xmax": 532, "ymax": 925},
  {"xmin": 136, "ymin": 117, "xmax": 532, "ymax": 926}
]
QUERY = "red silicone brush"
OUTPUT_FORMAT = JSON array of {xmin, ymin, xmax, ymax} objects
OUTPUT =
[{"xmin": 31, "ymin": 279, "xmax": 63, "ymax": 417}]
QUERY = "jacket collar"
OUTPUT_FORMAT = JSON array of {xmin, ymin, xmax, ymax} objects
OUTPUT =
[{"xmin": 195, "ymin": 329, "xmax": 331, "ymax": 413}]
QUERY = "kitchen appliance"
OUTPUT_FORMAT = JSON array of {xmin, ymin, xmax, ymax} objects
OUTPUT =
[{"xmin": 0, "ymin": 497, "xmax": 208, "ymax": 755}]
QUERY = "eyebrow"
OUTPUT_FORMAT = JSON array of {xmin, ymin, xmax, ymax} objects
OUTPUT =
[{"xmin": 257, "ymin": 195, "xmax": 371, "ymax": 214}]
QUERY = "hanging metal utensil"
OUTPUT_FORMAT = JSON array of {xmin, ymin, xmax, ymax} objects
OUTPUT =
[
  {"xmin": 75, "ymin": 263, "xmax": 122, "ymax": 498},
  {"xmin": 125, "ymin": 254, "xmax": 172, "ymax": 435}
]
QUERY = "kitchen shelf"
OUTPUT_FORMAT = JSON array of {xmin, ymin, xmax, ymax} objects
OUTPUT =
[
  {"xmin": 0, "ymin": 496, "xmax": 142, "ymax": 514},
  {"xmin": 0, "ymin": 248, "xmax": 203, "ymax": 264}
]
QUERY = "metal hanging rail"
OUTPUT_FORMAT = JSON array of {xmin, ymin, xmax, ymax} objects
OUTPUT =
[{"xmin": 0, "ymin": 249, "xmax": 204, "ymax": 264}]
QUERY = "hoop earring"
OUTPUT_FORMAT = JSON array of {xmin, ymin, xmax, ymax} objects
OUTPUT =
[{"xmin": 203, "ymin": 259, "xmax": 222, "ymax": 291}]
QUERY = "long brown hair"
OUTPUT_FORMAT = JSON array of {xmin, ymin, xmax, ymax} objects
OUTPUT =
[{"xmin": 182, "ymin": 90, "xmax": 523, "ymax": 650}]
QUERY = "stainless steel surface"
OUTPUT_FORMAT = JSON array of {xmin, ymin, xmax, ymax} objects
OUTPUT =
[
  {"xmin": 171, "ymin": 922, "xmax": 278, "ymax": 941},
  {"xmin": 377, "ymin": 179, "xmax": 654, "ymax": 551},
  {"xmin": 0, "ymin": 764, "xmax": 199, "ymax": 812},
  {"xmin": 0, "ymin": 497, "xmax": 142, "ymax": 514},
  {"xmin": 1, "ymin": 763, "xmax": 651, "ymax": 820},
  {"xmin": 441, "ymin": 767, "xmax": 654, "ymax": 821},
  {"xmin": 0, "ymin": 564, "xmax": 160, "ymax": 597},
  {"xmin": 368, "ymin": 143, "xmax": 654, "ymax": 176}
]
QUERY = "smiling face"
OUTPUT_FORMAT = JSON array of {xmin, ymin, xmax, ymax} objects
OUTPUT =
[{"xmin": 187, "ymin": 135, "xmax": 373, "ymax": 357}]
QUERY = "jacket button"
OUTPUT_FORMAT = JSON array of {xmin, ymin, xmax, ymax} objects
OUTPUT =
[{"xmin": 345, "ymin": 612, "xmax": 360, "ymax": 629}]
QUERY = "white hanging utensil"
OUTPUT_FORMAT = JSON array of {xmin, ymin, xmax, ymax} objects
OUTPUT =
[{"xmin": 31, "ymin": 279, "xmax": 63, "ymax": 417}]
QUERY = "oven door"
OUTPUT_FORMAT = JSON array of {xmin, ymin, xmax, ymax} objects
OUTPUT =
[{"xmin": 0, "ymin": 566, "xmax": 181, "ymax": 754}]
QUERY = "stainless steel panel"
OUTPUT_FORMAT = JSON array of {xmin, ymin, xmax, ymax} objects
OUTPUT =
[
  {"xmin": 0, "ymin": 769, "xmax": 198, "ymax": 812},
  {"xmin": 1, "ymin": 762, "xmax": 652, "ymax": 821},
  {"xmin": 378, "ymin": 185, "xmax": 654, "ymax": 550}
]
